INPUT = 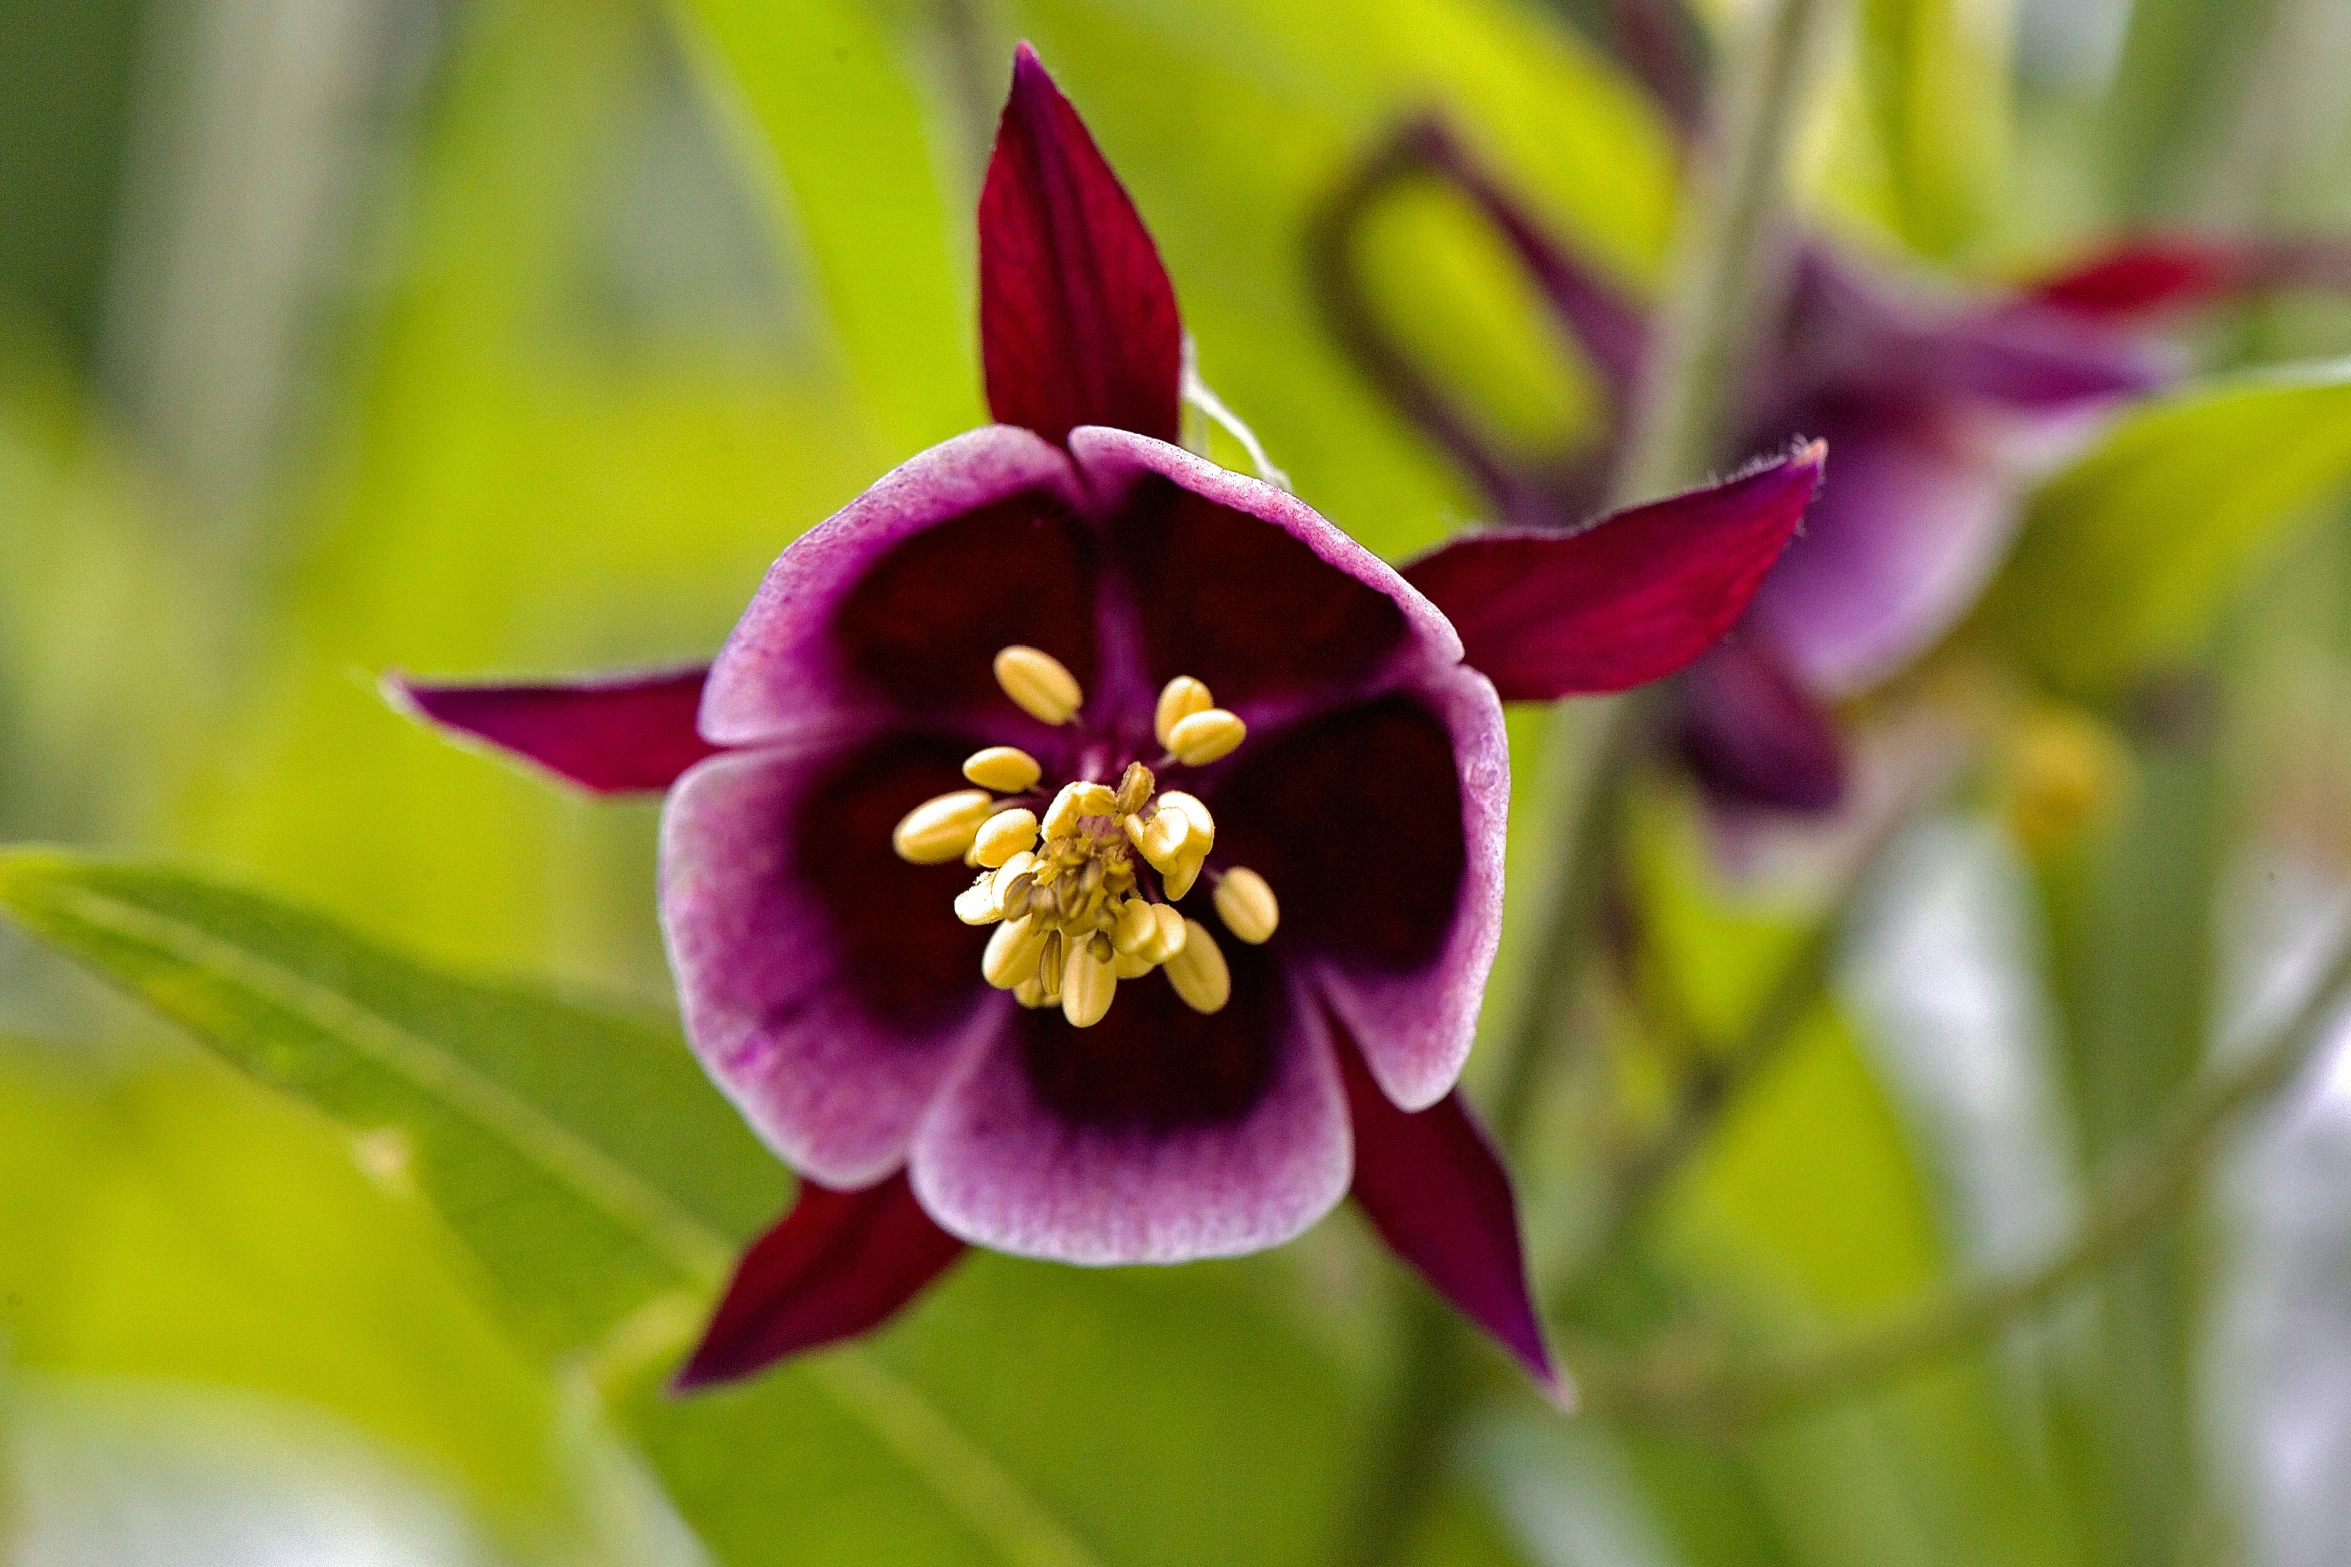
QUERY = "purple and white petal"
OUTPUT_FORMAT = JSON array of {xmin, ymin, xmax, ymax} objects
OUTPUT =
[
  {"xmin": 661, "ymin": 738, "xmax": 1007, "ymax": 1188},
  {"xmin": 1207, "ymin": 670, "xmax": 1505, "ymax": 1113},
  {"xmin": 1073, "ymin": 425, "xmax": 1461, "ymax": 728},
  {"xmin": 700, "ymin": 426, "xmax": 1096, "ymax": 748},
  {"xmin": 908, "ymin": 957, "xmax": 1351, "ymax": 1265},
  {"xmin": 387, "ymin": 666, "xmax": 721, "ymax": 795}
]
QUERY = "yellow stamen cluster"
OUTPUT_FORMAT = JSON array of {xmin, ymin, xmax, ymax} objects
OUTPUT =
[{"xmin": 888, "ymin": 649, "xmax": 1281, "ymax": 1030}]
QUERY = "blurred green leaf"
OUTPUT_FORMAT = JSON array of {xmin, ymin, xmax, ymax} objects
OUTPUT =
[
  {"xmin": 1852, "ymin": 0, "xmax": 2014, "ymax": 258},
  {"xmin": 0, "ymin": 849, "xmax": 1377, "ymax": 1566},
  {"xmin": 1989, "ymin": 359, "xmax": 2351, "ymax": 689}
]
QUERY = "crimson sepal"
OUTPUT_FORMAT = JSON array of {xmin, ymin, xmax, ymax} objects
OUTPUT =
[
  {"xmin": 1401, "ymin": 444, "xmax": 1824, "ymax": 701},
  {"xmin": 979, "ymin": 44, "xmax": 1183, "ymax": 448},
  {"xmin": 387, "ymin": 666, "xmax": 722, "ymax": 795},
  {"xmin": 2026, "ymin": 235, "xmax": 2351, "ymax": 322},
  {"xmin": 1338, "ymin": 1032, "xmax": 1565, "ymax": 1402},
  {"xmin": 673, "ymin": 1171, "xmax": 967, "ymax": 1390}
]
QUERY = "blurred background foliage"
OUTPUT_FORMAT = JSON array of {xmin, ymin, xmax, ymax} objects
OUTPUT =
[{"xmin": 5, "ymin": 0, "xmax": 2351, "ymax": 1562}]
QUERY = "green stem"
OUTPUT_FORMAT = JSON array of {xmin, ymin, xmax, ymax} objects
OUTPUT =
[
  {"xmin": 1332, "ymin": 1, "xmax": 1850, "ymax": 1559},
  {"xmin": 1577, "ymin": 922, "xmax": 2351, "ymax": 1433}
]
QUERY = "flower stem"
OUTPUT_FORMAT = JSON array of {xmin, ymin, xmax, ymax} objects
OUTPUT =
[
  {"xmin": 1578, "ymin": 918, "xmax": 2351, "ymax": 1434},
  {"xmin": 1333, "ymin": 2, "xmax": 1850, "ymax": 1560}
]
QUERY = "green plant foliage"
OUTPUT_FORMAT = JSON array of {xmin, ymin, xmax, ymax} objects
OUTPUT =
[
  {"xmin": 1987, "ymin": 358, "xmax": 2351, "ymax": 689},
  {"xmin": 0, "ymin": 848, "xmax": 1379, "ymax": 1566},
  {"xmin": 1852, "ymin": 0, "xmax": 2014, "ymax": 258}
]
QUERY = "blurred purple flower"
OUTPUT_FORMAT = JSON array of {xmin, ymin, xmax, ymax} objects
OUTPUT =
[
  {"xmin": 1314, "ymin": 121, "xmax": 2350, "ymax": 814},
  {"xmin": 392, "ymin": 47, "xmax": 1822, "ymax": 1397}
]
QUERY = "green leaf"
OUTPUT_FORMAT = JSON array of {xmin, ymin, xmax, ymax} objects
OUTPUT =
[
  {"xmin": 0, "ymin": 849, "xmax": 1367, "ymax": 1566},
  {"xmin": 1850, "ymin": 0, "xmax": 2013, "ymax": 258},
  {"xmin": 1987, "ymin": 359, "xmax": 2351, "ymax": 689}
]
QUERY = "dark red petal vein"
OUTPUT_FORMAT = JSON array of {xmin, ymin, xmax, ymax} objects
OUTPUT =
[
  {"xmin": 980, "ymin": 44, "xmax": 1183, "ymax": 446},
  {"xmin": 1402, "ymin": 445, "xmax": 1824, "ymax": 700},
  {"xmin": 1339, "ymin": 1034, "xmax": 1563, "ymax": 1401},
  {"xmin": 673, "ymin": 1171, "xmax": 966, "ymax": 1389},
  {"xmin": 387, "ymin": 666, "xmax": 720, "ymax": 795}
]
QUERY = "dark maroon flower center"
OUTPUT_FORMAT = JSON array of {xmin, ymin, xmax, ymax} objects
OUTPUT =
[{"xmin": 888, "ymin": 642, "xmax": 1284, "ymax": 1031}]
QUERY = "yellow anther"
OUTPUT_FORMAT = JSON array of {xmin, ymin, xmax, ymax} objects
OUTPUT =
[
  {"xmin": 1115, "ymin": 762, "xmax": 1156, "ymax": 815},
  {"xmin": 991, "ymin": 851, "xmax": 1037, "ymax": 916},
  {"xmin": 1154, "ymin": 676, "xmax": 1213, "ymax": 748},
  {"xmin": 1110, "ymin": 897, "xmax": 1160, "ymax": 956},
  {"xmin": 1062, "ymin": 943, "xmax": 1117, "ymax": 1028},
  {"xmin": 973, "ymin": 808, "xmax": 1039, "ymax": 868},
  {"xmin": 1012, "ymin": 975, "xmax": 1049, "ymax": 1009},
  {"xmin": 1144, "ymin": 902, "xmax": 1188, "ymax": 964},
  {"xmin": 1041, "ymin": 780, "xmax": 1118, "ymax": 837},
  {"xmin": 954, "ymin": 879, "xmax": 1004, "ymax": 926},
  {"xmin": 892, "ymin": 789, "xmax": 996, "ymax": 864},
  {"xmin": 982, "ymin": 916, "xmax": 1047, "ymax": 988},
  {"xmin": 1167, "ymin": 708, "xmax": 1246, "ymax": 766},
  {"xmin": 1111, "ymin": 948, "xmax": 1156, "ymax": 980},
  {"xmin": 1213, "ymin": 867, "xmax": 1279, "ymax": 944},
  {"xmin": 1138, "ymin": 805, "xmax": 1192, "ymax": 871},
  {"xmin": 1164, "ymin": 919, "xmax": 1231, "ymax": 1014},
  {"xmin": 1157, "ymin": 790, "xmax": 1214, "ymax": 848},
  {"xmin": 993, "ymin": 645, "xmax": 1084, "ymax": 725},
  {"xmin": 963, "ymin": 745, "xmax": 1042, "ymax": 793},
  {"xmin": 1162, "ymin": 849, "xmax": 1205, "ymax": 901}
]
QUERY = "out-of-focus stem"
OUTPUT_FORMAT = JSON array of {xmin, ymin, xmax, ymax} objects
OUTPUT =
[
  {"xmin": 1579, "ymin": 920, "xmax": 2351, "ymax": 1434},
  {"xmin": 1332, "ymin": 2, "xmax": 1850, "ymax": 1561}
]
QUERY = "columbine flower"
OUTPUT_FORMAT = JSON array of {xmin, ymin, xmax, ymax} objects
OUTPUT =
[
  {"xmin": 1314, "ymin": 121, "xmax": 2348, "ymax": 813},
  {"xmin": 393, "ymin": 47, "xmax": 1821, "ymax": 1397}
]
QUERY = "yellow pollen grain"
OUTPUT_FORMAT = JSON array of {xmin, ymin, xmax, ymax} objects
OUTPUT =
[
  {"xmin": 892, "ymin": 789, "xmax": 995, "ymax": 864},
  {"xmin": 982, "ymin": 916, "xmax": 1047, "ymax": 988},
  {"xmin": 1162, "ymin": 849, "xmax": 1205, "ymax": 901},
  {"xmin": 1154, "ymin": 676, "xmax": 1213, "ymax": 748},
  {"xmin": 1138, "ymin": 806, "xmax": 1192, "ymax": 871},
  {"xmin": 1167, "ymin": 708, "xmax": 1246, "ymax": 766},
  {"xmin": 994, "ymin": 645, "xmax": 1084, "ymax": 725},
  {"xmin": 1213, "ymin": 867, "xmax": 1279, "ymax": 944},
  {"xmin": 963, "ymin": 745, "xmax": 1042, "ymax": 793},
  {"xmin": 1144, "ymin": 902, "xmax": 1188, "ymax": 964},
  {"xmin": 1110, "ymin": 897, "xmax": 1159, "ymax": 956},
  {"xmin": 1062, "ymin": 944, "xmax": 1117, "ymax": 1027},
  {"xmin": 973, "ymin": 807, "xmax": 1039, "ymax": 868},
  {"xmin": 1157, "ymin": 790, "xmax": 1214, "ymax": 848},
  {"xmin": 954, "ymin": 879, "xmax": 1004, "ymax": 926},
  {"xmin": 1164, "ymin": 919, "xmax": 1231, "ymax": 1014}
]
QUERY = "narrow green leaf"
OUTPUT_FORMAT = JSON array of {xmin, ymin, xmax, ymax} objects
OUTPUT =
[
  {"xmin": 0, "ymin": 849, "xmax": 1360, "ymax": 1567},
  {"xmin": 1852, "ymin": 0, "xmax": 2013, "ymax": 258},
  {"xmin": 1987, "ymin": 359, "xmax": 2351, "ymax": 689}
]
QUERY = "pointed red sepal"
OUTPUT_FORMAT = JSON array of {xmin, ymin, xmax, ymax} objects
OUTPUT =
[
  {"xmin": 386, "ymin": 665, "xmax": 723, "ymax": 795},
  {"xmin": 1402, "ymin": 444, "xmax": 1824, "ymax": 701},
  {"xmin": 2025, "ymin": 235, "xmax": 2351, "ymax": 322},
  {"xmin": 673, "ymin": 1171, "xmax": 967, "ymax": 1391},
  {"xmin": 979, "ymin": 44, "xmax": 1183, "ymax": 447},
  {"xmin": 1337, "ymin": 1034, "xmax": 1567, "ymax": 1403}
]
